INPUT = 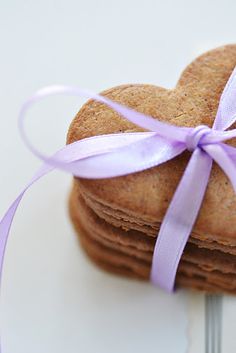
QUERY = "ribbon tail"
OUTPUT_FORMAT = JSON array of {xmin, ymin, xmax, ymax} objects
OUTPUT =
[
  {"xmin": 0, "ymin": 194, "xmax": 24, "ymax": 273},
  {"xmin": 0, "ymin": 163, "xmax": 54, "ymax": 284},
  {"xmin": 150, "ymin": 148, "xmax": 212, "ymax": 292},
  {"xmin": 203, "ymin": 143, "xmax": 236, "ymax": 192},
  {"xmin": 0, "ymin": 141, "xmax": 85, "ymax": 283}
]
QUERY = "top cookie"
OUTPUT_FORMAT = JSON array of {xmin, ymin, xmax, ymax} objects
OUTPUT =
[{"xmin": 67, "ymin": 45, "xmax": 236, "ymax": 245}]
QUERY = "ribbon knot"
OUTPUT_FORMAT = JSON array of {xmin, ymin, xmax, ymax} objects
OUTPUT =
[{"xmin": 186, "ymin": 124, "xmax": 212, "ymax": 151}]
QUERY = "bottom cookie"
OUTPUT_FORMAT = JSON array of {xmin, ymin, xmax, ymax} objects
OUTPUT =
[{"xmin": 69, "ymin": 190, "xmax": 236, "ymax": 294}]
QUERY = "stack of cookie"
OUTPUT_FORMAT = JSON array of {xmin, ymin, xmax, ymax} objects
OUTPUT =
[{"xmin": 67, "ymin": 45, "xmax": 236, "ymax": 294}]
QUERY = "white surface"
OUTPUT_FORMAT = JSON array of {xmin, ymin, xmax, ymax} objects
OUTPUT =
[
  {"xmin": 222, "ymin": 296, "xmax": 236, "ymax": 351},
  {"xmin": 188, "ymin": 293, "xmax": 205, "ymax": 353},
  {"xmin": 1, "ymin": 0, "xmax": 236, "ymax": 352}
]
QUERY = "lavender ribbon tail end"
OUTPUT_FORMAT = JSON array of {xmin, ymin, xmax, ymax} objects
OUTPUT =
[{"xmin": 150, "ymin": 148, "xmax": 213, "ymax": 292}]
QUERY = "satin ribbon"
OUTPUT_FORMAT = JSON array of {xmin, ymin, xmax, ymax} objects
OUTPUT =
[{"xmin": 1, "ymin": 70, "xmax": 236, "ymax": 296}]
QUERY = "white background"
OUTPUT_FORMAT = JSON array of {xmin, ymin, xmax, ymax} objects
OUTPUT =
[{"xmin": 1, "ymin": 0, "xmax": 236, "ymax": 352}]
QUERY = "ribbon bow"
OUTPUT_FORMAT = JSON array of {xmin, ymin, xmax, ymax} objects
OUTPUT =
[{"xmin": 1, "ymin": 69, "xmax": 236, "ymax": 294}]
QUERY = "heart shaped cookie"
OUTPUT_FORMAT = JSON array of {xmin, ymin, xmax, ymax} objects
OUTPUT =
[{"xmin": 67, "ymin": 45, "xmax": 236, "ymax": 293}]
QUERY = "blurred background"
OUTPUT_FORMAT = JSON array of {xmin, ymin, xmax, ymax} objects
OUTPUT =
[{"xmin": 1, "ymin": 0, "xmax": 236, "ymax": 352}]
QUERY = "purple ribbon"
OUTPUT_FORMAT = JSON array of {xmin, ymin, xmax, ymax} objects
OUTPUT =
[{"xmin": 1, "ymin": 70, "xmax": 236, "ymax": 295}]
